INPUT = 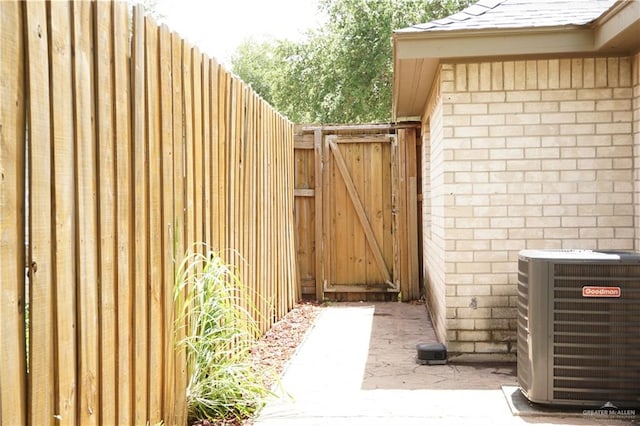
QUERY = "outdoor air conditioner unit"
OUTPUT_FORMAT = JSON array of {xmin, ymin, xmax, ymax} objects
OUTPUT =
[{"xmin": 517, "ymin": 249, "xmax": 640, "ymax": 408}]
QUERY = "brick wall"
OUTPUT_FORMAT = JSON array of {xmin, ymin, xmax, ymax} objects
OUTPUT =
[
  {"xmin": 422, "ymin": 56, "xmax": 635, "ymax": 356},
  {"xmin": 422, "ymin": 86, "xmax": 448, "ymax": 343}
]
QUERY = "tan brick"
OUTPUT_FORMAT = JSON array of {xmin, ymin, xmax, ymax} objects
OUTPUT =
[
  {"xmin": 541, "ymin": 90, "xmax": 576, "ymax": 101},
  {"xmin": 541, "ymin": 135, "xmax": 576, "ymax": 147},
  {"xmin": 560, "ymin": 147, "xmax": 596, "ymax": 158},
  {"xmin": 599, "ymin": 239, "xmax": 634, "ymax": 250},
  {"xmin": 545, "ymin": 228, "xmax": 579, "ymax": 239},
  {"xmin": 561, "ymin": 216, "xmax": 596, "ymax": 227},
  {"xmin": 442, "ymin": 93, "xmax": 471, "ymax": 105},
  {"xmin": 457, "ymin": 285, "xmax": 491, "ymax": 296},
  {"xmin": 471, "ymin": 92, "xmax": 506, "ymax": 103},
  {"xmin": 447, "ymin": 342, "xmax": 475, "ymax": 352},
  {"xmin": 560, "ymin": 100, "xmax": 595, "ymax": 111},
  {"xmin": 523, "ymin": 171, "xmax": 559, "ymax": 182},
  {"xmin": 448, "ymin": 318, "xmax": 475, "ymax": 330},
  {"xmin": 458, "ymin": 330, "xmax": 491, "ymax": 341},
  {"xmin": 560, "ymin": 193, "xmax": 596, "ymax": 204},
  {"xmin": 456, "ymin": 240, "xmax": 490, "ymax": 251},
  {"xmin": 524, "ymin": 124, "xmax": 560, "ymax": 136},
  {"xmin": 577, "ymin": 111, "xmax": 612, "ymax": 123},
  {"xmin": 576, "ymin": 134, "xmax": 612, "ymax": 146},
  {"xmin": 492, "ymin": 330, "xmax": 517, "ymax": 342},
  {"xmin": 506, "ymin": 113, "xmax": 540, "ymax": 125},
  {"xmin": 471, "ymin": 137, "xmax": 506, "ymax": 149},
  {"xmin": 524, "ymin": 101, "xmax": 559, "ymax": 113},
  {"xmin": 475, "ymin": 250, "xmax": 510, "ymax": 262},
  {"xmin": 541, "ymin": 158, "xmax": 576, "ymax": 170},
  {"xmin": 509, "ymin": 204, "xmax": 543, "ymax": 216},
  {"xmin": 506, "ymin": 182, "xmax": 542, "ymax": 194},
  {"xmin": 598, "ymin": 216, "xmax": 633, "ymax": 227},
  {"xmin": 489, "ymin": 125, "xmax": 524, "ymax": 137},
  {"xmin": 472, "ymin": 205, "xmax": 508, "ymax": 216},
  {"xmin": 525, "ymin": 147, "xmax": 560, "ymax": 158},
  {"xmin": 456, "ymin": 307, "xmax": 491, "ymax": 319},
  {"xmin": 471, "ymin": 160, "xmax": 506, "ymax": 172},
  {"xmin": 490, "ymin": 148, "xmax": 523, "ymax": 160},
  {"xmin": 580, "ymin": 228, "xmax": 614, "ymax": 239},
  {"xmin": 596, "ymin": 169, "xmax": 632, "ymax": 181},
  {"xmin": 489, "ymin": 102, "xmax": 523, "ymax": 113},
  {"xmin": 541, "ymin": 112, "xmax": 576, "ymax": 124},
  {"xmin": 455, "ymin": 194, "xmax": 490, "ymax": 206},
  {"xmin": 454, "ymin": 149, "xmax": 489, "ymax": 160},
  {"xmin": 471, "ymin": 114, "xmax": 505, "ymax": 126},
  {"xmin": 506, "ymin": 159, "xmax": 541, "ymax": 171},
  {"xmin": 596, "ymin": 122, "xmax": 632, "ymax": 134},
  {"xmin": 526, "ymin": 216, "xmax": 561, "ymax": 228},
  {"xmin": 577, "ymin": 181, "xmax": 614, "ymax": 193},
  {"xmin": 543, "ymin": 205, "xmax": 576, "ymax": 216},
  {"xmin": 509, "ymin": 227, "xmax": 543, "ymax": 239},
  {"xmin": 453, "ymin": 103, "xmax": 487, "ymax": 114},
  {"xmin": 596, "ymin": 99, "xmax": 632, "ymax": 111},
  {"xmin": 489, "ymin": 171, "xmax": 525, "ymax": 182},
  {"xmin": 560, "ymin": 123, "xmax": 595, "ymax": 135},
  {"xmin": 493, "ymin": 239, "xmax": 527, "ymax": 251},
  {"xmin": 490, "ymin": 194, "xmax": 524, "ymax": 205},
  {"xmin": 613, "ymin": 111, "xmax": 632, "ymax": 122},
  {"xmin": 444, "ymin": 115, "xmax": 471, "ymax": 126},
  {"xmin": 525, "ymin": 193, "xmax": 560, "ymax": 205},
  {"xmin": 475, "ymin": 342, "xmax": 510, "ymax": 353},
  {"xmin": 506, "ymin": 91, "xmax": 540, "ymax": 102},
  {"xmin": 474, "ymin": 318, "xmax": 510, "ymax": 329},
  {"xmin": 491, "ymin": 307, "xmax": 517, "ymax": 319},
  {"xmin": 508, "ymin": 136, "xmax": 541, "ymax": 148},
  {"xmin": 577, "ymin": 158, "xmax": 612, "ymax": 170},
  {"xmin": 577, "ymin": 88, "xmax": 612, "ymax": 100},
  {"xmin": 473, "ymin": 228, "xmax": 508, "ymax": 240}
]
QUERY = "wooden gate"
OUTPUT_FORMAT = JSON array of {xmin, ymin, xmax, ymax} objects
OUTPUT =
[{"xmin": 294, "ymin": 125, "xmax": 420, "ymax": 301}]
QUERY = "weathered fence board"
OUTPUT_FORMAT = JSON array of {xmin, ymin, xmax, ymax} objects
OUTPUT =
[
  {"xmin": 0, "ymin": 1, "xmax": 297, "ymax": 424},
  {"xmin": 0, "ymin": 2, "xmax": 27, "ymax": 424}
]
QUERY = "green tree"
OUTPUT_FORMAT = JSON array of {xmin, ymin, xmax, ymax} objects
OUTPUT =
[{"xmin": 232, "ymin": 0, "xmax": 473, "ymax": 124}]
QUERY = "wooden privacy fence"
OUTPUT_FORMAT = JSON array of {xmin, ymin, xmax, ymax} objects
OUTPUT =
[{"xmin": 0, "ymin": 1, "xmax": 298, "ymax": 425}]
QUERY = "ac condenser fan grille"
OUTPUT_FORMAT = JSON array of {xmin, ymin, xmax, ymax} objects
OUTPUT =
[{"xmin": 552, "ymin": 264, "xmax": 640, "ymax": 405}]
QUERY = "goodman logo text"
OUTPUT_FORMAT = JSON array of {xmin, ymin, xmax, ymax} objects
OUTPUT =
[{"xmin": 582, "ymin": 286, "xmax": 621, "ymax": 298}]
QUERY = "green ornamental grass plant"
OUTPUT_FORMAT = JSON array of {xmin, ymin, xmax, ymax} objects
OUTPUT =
[{"xmin": 174, "ymin": 248, "xmax": 273, "ymax": 423}]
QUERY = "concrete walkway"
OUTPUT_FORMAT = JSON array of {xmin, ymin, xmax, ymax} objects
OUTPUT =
[{"xmin": 253, "ymin": 303, "xmax": 635, "ymax": 425}]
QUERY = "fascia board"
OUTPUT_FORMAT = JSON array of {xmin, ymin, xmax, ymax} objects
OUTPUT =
[
  {"xmin": 593, "ymin": 0, "xmax": 640, "ymax": 50},
  {"xmin": 395, "ymin": 27, "xmax": 595, "ymax": 60}
]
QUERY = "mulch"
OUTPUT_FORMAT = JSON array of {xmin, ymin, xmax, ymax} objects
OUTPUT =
[{"xmin": 192, "ymin": 301, "xmax": 325, "ymax": 426}]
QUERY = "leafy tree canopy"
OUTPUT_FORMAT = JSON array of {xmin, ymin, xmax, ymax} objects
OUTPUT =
[{"xmin": 232, "ymin": 0, "xmax": 473, "ymax": 124}]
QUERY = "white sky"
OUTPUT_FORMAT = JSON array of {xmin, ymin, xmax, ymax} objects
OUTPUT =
[{"xmin": 151, "ymin": 0, "xmax": 323, "ymax": 67}]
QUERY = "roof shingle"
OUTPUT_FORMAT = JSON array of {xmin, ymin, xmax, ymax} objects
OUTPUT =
[{"xmin": 398, "ymin": 0, "xmax": 616, "ymax": 33}]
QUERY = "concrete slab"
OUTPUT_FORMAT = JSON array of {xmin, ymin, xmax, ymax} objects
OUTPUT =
[{"xmin": 253, "ymin": 303, "xmax": 636, "ymax": 425}]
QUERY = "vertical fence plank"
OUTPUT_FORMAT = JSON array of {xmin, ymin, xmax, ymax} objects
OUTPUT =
[
  {"xmin": 145, "ymin": 16, "xmax": 164, "ymax": 423},
  {"xmin": 192, "ymin": 49, "xmax": 203, "ymax": 251},
  {"xmin": 209, "ymin": 59, "xmax": 220, "ymax": 251},
  {"xmin": 49, "ymin": 2, "xmax": 78, "ymax": 424},
  {"xmin": 202, "ymin": 58, "xmax": 212, "ymax": 248},
  {"xmin": 159, "ymin": 23, "xmax": 176, "ymax": 425},
  {"xmin": 72, "ymin": 1, "xmax": 100, "ymax": 423},
  {"xmin": 132, "ymin": 7, "xmax": 149, "ymax": 424},
  {"xmin": 113, "ymin": 2, "xmax": 133, "ymax": 423},
  {"xmin": 0, "ymin": 2, "xmax": 27, "ymax": 424},
  {"xmin": 25, "ymin": 2, "xmax": 55, "ymax": 424},
  {"xmin": 183, "ymin": 44, "xmax": 194, "ymax": 254},
  {"xmin": 171, "ymin": 32, "xmax": 188, "ymax": 426},
  {"xmin": 95, "ymin": 2, "xmax": 117, "ymax": 422}
]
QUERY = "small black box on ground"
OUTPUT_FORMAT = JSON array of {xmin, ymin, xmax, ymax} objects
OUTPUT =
[{"xmin": 416, "ymin": 343, "xmax": 447, "ymax": 365}]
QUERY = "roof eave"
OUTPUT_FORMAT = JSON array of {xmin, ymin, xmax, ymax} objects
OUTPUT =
[{"xmin": 393, "ymin": 1, "xmax": 640, "ymax": 122}]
